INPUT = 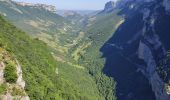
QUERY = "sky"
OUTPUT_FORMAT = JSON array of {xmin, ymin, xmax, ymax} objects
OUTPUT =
[{"xmin": 14, "ymin": 0, "xmax": 116, "ymax": 10}]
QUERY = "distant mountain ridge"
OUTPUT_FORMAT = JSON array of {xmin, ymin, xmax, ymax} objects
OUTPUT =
[
  {"xmin": 15, "ymin": 2, "xmax": 56, "ymax": 12},
  {"xmin": 0, "ymin": 0, "xmax": 56, "ymax": 12}
]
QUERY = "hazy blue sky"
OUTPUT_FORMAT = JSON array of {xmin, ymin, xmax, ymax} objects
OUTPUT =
[{"xmin": 14, "ymin": 0, "xmax": 115, "ymax": 10}]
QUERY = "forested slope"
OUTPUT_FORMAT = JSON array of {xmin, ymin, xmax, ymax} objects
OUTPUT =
[
  {"xmin": 0, "ymin": 15, "xmax": 102, "ymax": 100},
  {"xmin": 0, "ymin": 0, "xmax": 125, "ymax": 100}
]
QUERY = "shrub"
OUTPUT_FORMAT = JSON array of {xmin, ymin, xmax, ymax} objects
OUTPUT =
[
  {"xmin": 11, "ymin": 86, "xmax": 26, "ymax": 96},
  {"xmin": 0, "ymin": 84, "xmax": 7, "ymax": 94},
  {"xmin": 4, "ymin": 61, "xmax": 17, "ymax": 83}
]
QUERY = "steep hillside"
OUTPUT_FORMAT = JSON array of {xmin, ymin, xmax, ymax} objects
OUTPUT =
[
  {"xmin": 53, "ymin": 9, "xmax": 123, "ymax": 100},
  {"xmin": 0, "ymin": 0, "xmax": 82, "ymax": 55},
  {"xmin": 0, "ymin": 47, "xmax": 29, "ymax": 100},
  {"xmin": 101, "ymin": 0, "xmax": 170, "ymax": 100},
  {"xmin": 66, "ymin": 8, "xmax": 123, "ymax": 99},
  {"xmin": 0, "ymin": 15, "xmax": 103, "ymax": 100},
  {"xmin": 0, "ymin": 0, "xmax": 67, "ymax": 35}
]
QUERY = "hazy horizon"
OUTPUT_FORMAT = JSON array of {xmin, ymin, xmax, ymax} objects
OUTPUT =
[{"xmin": 13, "ymin": 0, "xmax": 117, "ymax": 10}]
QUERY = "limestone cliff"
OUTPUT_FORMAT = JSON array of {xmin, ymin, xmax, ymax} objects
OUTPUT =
[{"xmin": 101, "ymin": 0, "xmax": 170, "ymax": 100}]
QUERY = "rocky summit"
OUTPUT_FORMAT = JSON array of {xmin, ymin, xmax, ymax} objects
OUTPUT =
[{"xmin": 102, "ymin": 1, "xmax": 116, "ymax": 13}]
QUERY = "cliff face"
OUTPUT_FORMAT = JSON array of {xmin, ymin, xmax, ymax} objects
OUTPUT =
[
  {"xmin": 163, "ymin": 0, "xmax": 170, "ymax": 13},
  {"xmin": 101, "ymin": 0, "xmax": 170, "ymax": 100},
  {"xmin": 137, "ymin": 1, "xmax": 170, "ymax": 99}
]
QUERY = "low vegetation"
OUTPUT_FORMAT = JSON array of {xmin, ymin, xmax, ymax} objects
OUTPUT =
[
  {"xmin": 4, "ymin": 61, "xmax": 17, "ymax": 83},
  {"xmin": 0, "ymin": 84, "xmax": 7, "ymax": 94}
]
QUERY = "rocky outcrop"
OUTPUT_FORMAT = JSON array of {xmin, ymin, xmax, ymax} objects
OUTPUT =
[
  {"xmin": 0, "ymin": 93, "xmax": 30, "ymax": 100},
  {"xmin": 16, "ymin": 60, "xmax": 25, "ymax": 89},
  {"xmin": 0, "ymin": 62, "xmax": 5, "ymax": 84},
  {"xmin": 103, "ymin": 1, "xmax": 115, "ymax": 13},
  {"xmin": 0, "ymin": 48, "xmax": 29, "ymax": 100}
]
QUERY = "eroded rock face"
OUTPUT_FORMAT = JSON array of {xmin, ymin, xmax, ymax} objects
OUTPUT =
[
  {"xmin": 139, "ymin": 1, "xmax": 170, "ymax": 99},
  {"xmin": 0, "ymin": 62, "xmax": 5, "ymax": 84},
  {"xmin": 163, "ymin": 0, "xmax": 170, "ymax": 14},
  {"xmin": 138, "ymin": 40, "xmax": 170, "ymax": 100},
  {"xmin": 136, "ymin": 1, "xmax": 170, "ymax": 98},
  {"xmin": 102, "ymin": 0, "xmax": 170, "ymax": 100},
  {"xmin": 16, "ymin": 60, "xmax": 25, "ymax": 89}
]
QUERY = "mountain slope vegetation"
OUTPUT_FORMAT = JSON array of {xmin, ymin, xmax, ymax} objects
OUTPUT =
[
  {"xmin": 0, "ymin": 15, "xmax": 103, "ymax": 100},
  {"xmin": 66, "ymin": 11, "xmax": 123, "ymax": 100},
  {"xmin": 0, "ymin": 0, "xmax": 125, "ymax": 100},
  {"xmin": 0, "ymin": 0, "xmax": 82, "ymax": 55}
]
